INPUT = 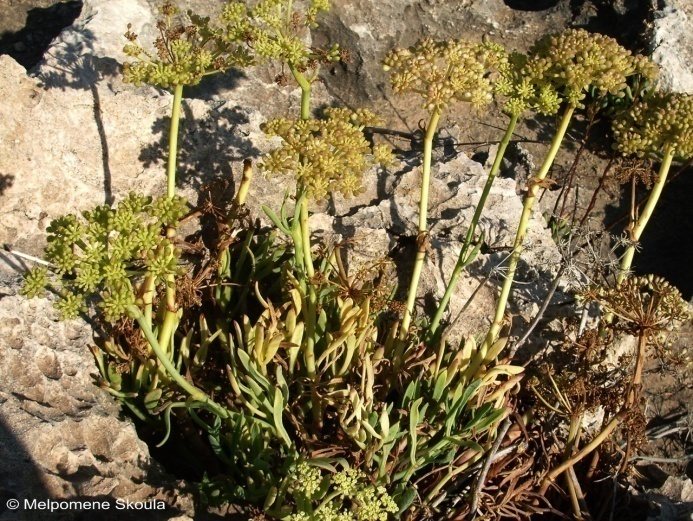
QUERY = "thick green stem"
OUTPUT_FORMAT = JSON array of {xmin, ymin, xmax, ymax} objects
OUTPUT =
[
  {"xmin": 301, "ymin": 198, "xmax": 317, "ymax": 378},
  {"xmin": 289, "ymin": 66, "xmax": 312, "ymax": 121},
  {"xmin": 617, "ymin": 142, "xmax": 675, "ymax": 284},
  {"xmin": 167, "ymin": 84, "xmax": 184, "ymax": 199},
  {"xmin": 157, "ymin": 302, "xmax": 179, "ymax": 357},
  {"xmin": 129, "ymin": 305, "xmax": 229, "ymax": 419},
  {"xmin": 288, "ymin": 65, "xmax": 319, "ymax": 425},
  {"xmin": 429, "ymin": 114, "xmax": 519, "ymax": 342},
  {"xmin": 399, "ymin": 109, "xmax": 441, "ymax": 340},
  {"xmin": 235, "ymin": 158, "xmax": 253, "ymax": 206},
  {"xmin": 482, "ymin": 106, "xmax": 575, "ymax": 353}
]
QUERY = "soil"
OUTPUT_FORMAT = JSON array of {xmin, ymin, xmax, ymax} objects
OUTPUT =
[{"xmin": 1, "ymin": 0, "xmax": 691, "ymax": 515}]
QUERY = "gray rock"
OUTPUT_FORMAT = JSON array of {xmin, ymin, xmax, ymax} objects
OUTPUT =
[
  {"xmin": 0, "ymin": 275, "xmax": 198, "ymax": 521},
  {"xmin": 652, "ymin": 0, "xmax": 693, "ymax": 93},
  {"xmin": 644, "ymin": 475, "xmax": 693, "ymax": 520}
]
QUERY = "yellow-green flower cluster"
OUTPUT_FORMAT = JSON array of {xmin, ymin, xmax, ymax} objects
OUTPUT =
[
  {"xmin": 612, "ymin": 92, "xmax": 693, "ymax": 158},
  {"xmin": 220, "ymin": 0, "xmax": 337, "ymax": 70},
  {"xmin": 382, "ymin": 38, "xmax": 507, "ymax": 112},
  {"xmin": 260, "ymin": 108, "xmax": 393, "ymax": 200},
  {"xmin": 286, "ymin": 467, "xmax": 398, "ymax": 521},
  {"xmin": 494, "ymin": 52, "xmax": 561, "ymax": 117},
  {"xmin": 523, "ymin": 28, "xmax": 656, "ymax": 108},
  {"xmin": 352, "ymin": 485, "xmax": 398, "ymax": 521},
  {"xmin": 21, "ymin": 265, "xmax": 49, "ymax": 299},
  {"xmin": 21, "ymin": 192, "xmax": 187, "ymax": 321},
  {"xmin": 122, "ymin": 1, "xmax": 253, "ymax": 88},
  {"xmin": 294, "ymin": 462, "xmax": 323, "ymax": 498}
]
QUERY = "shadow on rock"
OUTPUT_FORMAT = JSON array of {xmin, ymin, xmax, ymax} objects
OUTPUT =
[
  {"xmin": 138, "ymin": 104, "xmax": 261, "ymax": 193},
  {"xmin": 0, "ymin": 174, "xmax": 15, "ymax": 197},
  {"xmin": 0, "ymin": 1, "xmax": 83, "ymax": 71}
]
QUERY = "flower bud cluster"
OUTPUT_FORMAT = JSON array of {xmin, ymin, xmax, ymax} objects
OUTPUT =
[
  {"xmin": 286, "ymin": 467, "xmax": 398, "ymax": 521},
  {"xmin": 122, "ymin": 1, "xmax": 253, "ymax": 88},
  {"xmin": 523, "ymin": 28, "xmax": 656, "ymax": 109},
  {"xmin": 494, "ymin": 52, "xmax": 561, "ymax": 116},
  {"xmin": 294, "ymin": 462, "xmax": 322, "ymax": 497},
  {"xmin": 260, "ymin": 108, "xmax": 393, "ymax": 200},
  {"xmin": 22, "ymin": 192, "xmax": 187, "ymax": 321},
  {"xmin": 612, "ymin": 92, "xmax": 693, "ymax": 158},
  {"xmin": 382, "ymin": 38, "xmax": 507, "ymax": 112},
  {"xmin": 220, "ymin": 0, "xmax": 337, "ymax": 71}
]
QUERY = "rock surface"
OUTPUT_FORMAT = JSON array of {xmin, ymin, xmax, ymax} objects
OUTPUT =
[
  {"xmin": 652, "ymin": 0, "xmax": 693, "ymax": 93},
  {"xmin": 0, "ymin": 275, "xmax": 198, "ymax": 520}
]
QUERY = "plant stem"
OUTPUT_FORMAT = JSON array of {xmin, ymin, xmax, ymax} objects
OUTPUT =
[
  {"xmin": 482, "ymin": 106, "xmax": 575, "ymax": 353},
  {"xmin": 235, "ymin": 158, "xmax": 253, "ymax": 206},
  {"xmin": 617, "ymin": 142, "xmax": 675, "ymax": 284},
  {"xmin": 129, "ymin": 305, "xmax": 229, "ymax": 419},
  {"xmin": 540, "ymin": 412, "xmax": 624, "ymax": 495},
  {"xmin": 167, "ymin": 84, "xmax": 184, "ymax": 199},
  {"xmin": 399, "ymin": 109, "xmax": 441, "ymax": 340},
  {"xmin": 157, "ymin": 300, "xmax": 179, "ymax": 356},
  {"xmin": 301, "ymin": 197, "xmax": 317, "ymax": 379},
  {"xmin": 289, "ymin": 65, "xmax": 312, "ymax": 121},
  {"xmin": 428, "ymin": 114, "xmax": 519, "ymax": 342},
  {"xmin": 141, "ymin": 275, "xmax": 156, "ymax": 331},
  {"xmin": 289, "ymin": 65, "xmax": 320, "ymax": 426}
]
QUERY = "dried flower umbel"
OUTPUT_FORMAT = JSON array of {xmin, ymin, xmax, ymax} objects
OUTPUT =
[{"xmin": 578, "ymin": 275, "xmax": 689, "ymax": 474}]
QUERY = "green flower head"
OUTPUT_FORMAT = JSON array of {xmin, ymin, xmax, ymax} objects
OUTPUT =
[
  {"xmin": 383, "ymin": 38, "xmax": 507, "ymax": 112},
  {"xmin": 260, "ymin": 108, "xmax": 392, "ymax": 200},
  {"xmin": 21, "ymin": 265, "xmax": 49, "ymax": 299},
  {"xmin": 54, "ymin": 291, "xmax": 87, "ymax": 320},
  {"xmin": 99, "ymin": 282, "xmax": 137, "ymax": 322},
  {"xmin": 294, "ymin": 462, "xmax": 322, "ymax": 498},
  {"xmin": 523, "ymin": 28, "xmax": 657, "ymax": 109},
  {"xmin": 122, "ymin": 2, "xmax": 254, "ymax": 89},
  {"xmin": 220, "ymin": 0, "xmax": 338, "ymax": 72},
  {"xmin": 612, "ymin": 92, "xmax": 693, "ymax": 158},
  {"xmin": 151, "ymin": 195, "xmax": 188, "ymax": 226}
]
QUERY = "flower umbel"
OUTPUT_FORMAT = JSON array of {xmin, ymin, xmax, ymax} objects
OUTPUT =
[
  {"xmin": 612, "ymin": 92, "xmax": 693, "ymax": 158},
  {"xmin": 260, "ymin": 108, "xmax": 392, "ymax": 200},
  {"xmin": 122, "ymin": 1, "xmax": 254, "ymax": 88},
  {"xmin": 383, "ymin": 38, "xmax": 507, "ymax": 112},
  {"xmin": 523, "ymin": 28, "xmax": 656, "ymax": 108}
]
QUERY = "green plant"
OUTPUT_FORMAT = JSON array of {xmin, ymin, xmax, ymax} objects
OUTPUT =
[
  {"xmin": 382, "ymin": 38, "xmax": 506, "ymax": 340},
  {"xmin": 481, "ymin": 29, "xmax": 657, "ymax": 354},
  {"xmin": 17, "ymin": 2, "xmax": 690, "ymax": 520},
  {"xmin": 611, "ymin": 92, "xmax": 693, "ymax": 282},
  {"xmin": 428, "ymin": 50, "xmax": 565, "ymax": 343}
]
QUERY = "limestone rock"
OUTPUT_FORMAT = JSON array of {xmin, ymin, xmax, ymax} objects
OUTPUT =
[
  {"xmin": 652, "ymin": 0, "xmax": 693, "ymax": 93},
  {"xmin": 0, "ymin": 275, "xmax": 199, "ymax": 521},
  {"xmin": 645, "ymin": 475, "xmax": 693, "ymax": 521}
]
